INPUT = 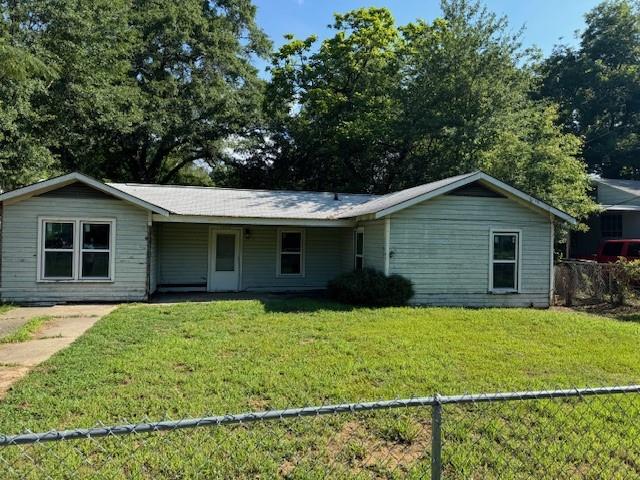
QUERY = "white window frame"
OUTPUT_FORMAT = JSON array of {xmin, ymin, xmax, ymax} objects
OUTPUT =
[
  {"xmin": 37, "ymin": 217, "xmax": 116, "ymax": 283},
  {"xmin": 488, "ymin": 229, "xmax": 522, "ymax": 294},
  {"xmin": 276, "ymin": 228, "xmax": 305, "ymax": 277},
  {"xmin": 39, "ymin": 220, "xmax": 76, "ymax": 281},
  {"xmin": 79, "ymin": 220, "xmax": 115, "ymax": 281},
  {"xmin": 354, "ymin": 227, "xmax": 364, "ymax": 271}
]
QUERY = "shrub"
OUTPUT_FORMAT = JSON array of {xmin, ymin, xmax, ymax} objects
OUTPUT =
[
  {"xmin": 327, "ymin": 269, "xmax": 414, "ymax": 306},
  {"xmin": 613, "ymin": 259, "xmax": 640, "ymax": 305}
]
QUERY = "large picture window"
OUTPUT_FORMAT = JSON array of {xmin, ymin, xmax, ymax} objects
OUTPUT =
[
  {"xmin": 39, "ymin": 219, "xmax": 114, "ymax": 282},
  {"xmin": 490, "ymin": 231, "xmax": 520, "ymax": 292},
  {"xmin": 277, "ymin": 229, "xmax": 304, "ymax": 276},
  {"xmin": 354, "ymin": 228, "xmax": 364, "ymax": 271}
]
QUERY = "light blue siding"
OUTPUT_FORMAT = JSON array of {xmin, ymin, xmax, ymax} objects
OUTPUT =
[
  {"xmin": 149, "ymin": 223, "xmax": 158, "ymax": 294},
  {"xmin": 242, "ymin": 226, "xmax": 352, "ymax": 291},
  {"xmin": 389, "ymin": 195, "xmax": 552, "ymax": 307},
  {"xmin": 1, "ymin": 195, "xmax": 149, "ymax": 303},
  {"xmin": 153, "ymin": 224, "xmax": 352, "ymax": 292},
  {"xmin": 361, "ymin": 220, "xmax": 386, "ymax": 272},
  {"xmin": 156, "ymin": 223, "xmax": 209, "ymax": 289}
]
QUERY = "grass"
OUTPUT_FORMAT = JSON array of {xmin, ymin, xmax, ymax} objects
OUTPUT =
[
  {"xmin": 0, "ymin": 316, "xmax": 51, "ymax": 344},
  {"xmin": 0, "ymin": 299, "xmax": 638, "ymax": 478},
  {"xmin": 0, "ymin": 304, "xmax": 13, "ymax": 316}
]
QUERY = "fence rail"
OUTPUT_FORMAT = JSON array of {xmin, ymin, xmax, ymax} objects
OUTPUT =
[{"xmin": 2, "ymin": 385, "xmax": 639, "ymax": 479}]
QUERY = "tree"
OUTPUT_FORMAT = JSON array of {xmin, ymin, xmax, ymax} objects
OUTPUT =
[
  {"xmin": 0, "ymin": 11, "xmax": 58, "ymax": 191},
  {"xmin": 6, "ymin": 0, "xmax": 270, "ymax": 185},
  {"xmin": 261, "ymin": 1, "xmax": 595, "ymax": 221},
  {"xmin": 265, "ymin": 8, "xmax": 403, "ymax": 193},
  {"xmin": 540, "ymin": 0, "xmax": 640, "ymax": 179}
]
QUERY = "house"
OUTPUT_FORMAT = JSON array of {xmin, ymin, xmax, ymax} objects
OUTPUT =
[
  {"xmin": 0, "ymin": 171, "xmax": 575, "ymax": 307},
  {"xmin": 569, "ymin": 177, "xmax": 640, "ymax": 259}
]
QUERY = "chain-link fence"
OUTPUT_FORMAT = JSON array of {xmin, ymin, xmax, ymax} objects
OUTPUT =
[
  {"xmin": 555, "ymin": 261, "xmax": 640, "ymax": 307},
  {"xmin": 1, "ymin": 385, "xmax": 639, "ymax": 479}
]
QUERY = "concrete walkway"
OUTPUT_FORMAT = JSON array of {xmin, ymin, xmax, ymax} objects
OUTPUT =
[{"xmin": 0, "ymin": 305, "xmax": 116, "ymax": 397}]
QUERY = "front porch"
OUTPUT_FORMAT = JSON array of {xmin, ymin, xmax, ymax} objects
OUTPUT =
[{"xmin": 150, "ymin": 223, "xmax": 356, "ymax": 294}]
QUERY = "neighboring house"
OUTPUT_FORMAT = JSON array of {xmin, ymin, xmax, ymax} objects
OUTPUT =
[
  {"xmin": 569, "ymin": 177, "xmax": 640, "ymax": 259},
  {"xmin": 0, "ymin": 171, "xmax": 575, "ymax": 307}
]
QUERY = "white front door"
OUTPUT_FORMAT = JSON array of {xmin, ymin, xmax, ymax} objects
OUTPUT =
[{"xmin": 208, "ymin": 229, "xmax": 240, "ymax": 292}]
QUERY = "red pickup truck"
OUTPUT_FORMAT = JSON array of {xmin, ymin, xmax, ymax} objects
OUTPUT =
[{"xmin": 595, "ymin": 240, "xmax": 640, "ymax": 263}]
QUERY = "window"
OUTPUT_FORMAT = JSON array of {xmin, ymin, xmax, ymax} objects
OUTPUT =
[
  {"xmin": 215, "ymin": 234, "xmax": 236, "ymax": 272},
  {"xmin": 601, "ymin": 214, "xmax": 622, "ymax": 238},
  {"xmin": 354, "ymin": 228, "xmax": 364, "ymax": 271},
  {"xmin": 490, "ymin": 231, "xmax": 520, "ymax": 292},
  {"xmin": 43, "ymin": 222, "xmax": 75, "ymax": 279},
  {"xmin": 80, "ymin": 222, "xmax": 112, "ymax": 279},
  {"xmin": 278, "ymin": 230, "xmax": 304, "ymax": 276},
  {"xmin": 39, "ymin": 218, "xmax": 114, "ymax": 282}
]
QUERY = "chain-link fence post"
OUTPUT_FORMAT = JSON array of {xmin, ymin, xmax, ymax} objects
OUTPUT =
[{"xmin": 431, "ymin": 395, "xmax": 442, "ymax": 480}]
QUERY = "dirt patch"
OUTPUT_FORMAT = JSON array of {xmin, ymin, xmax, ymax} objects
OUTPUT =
[
  {"xmin": 0, "ymin": 366, "xmax": 31, "ymax": 397},
  {"xmin": 248, "ymin": 398, "xmax": 270, "ymax": 411},
  {"xmin": 276, "ymin": 419, "xmax": 431, "ymax": 477}
]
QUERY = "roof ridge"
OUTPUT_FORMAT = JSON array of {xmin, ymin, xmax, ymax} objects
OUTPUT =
[{"xmin": 107, "ymin": 182, "xmax": 379, "ymax": 197}]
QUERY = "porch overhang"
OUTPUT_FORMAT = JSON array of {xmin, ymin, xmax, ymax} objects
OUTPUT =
[{"xmin": 151, "ymin": 214, "xmax": 357, "ymax": 227}]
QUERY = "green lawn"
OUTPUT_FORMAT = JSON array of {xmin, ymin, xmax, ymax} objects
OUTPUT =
[{"xmin": 1, "ymin": 299, "xmax": 639, "ymax": 479}]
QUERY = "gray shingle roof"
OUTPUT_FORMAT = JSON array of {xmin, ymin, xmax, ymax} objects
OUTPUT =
[
  {"xmin": 0, "ymin": 170, "xmax": 575, "ymax": 222},
  {"xmin": 335, "ymin": 172, "xmax": 476, "ymax": 218},
  {"xmin": 108, "ymin": 183, "xmax": 378, "ymax": 219},
  {"xmin": 593, "ymin": 177, "xmax": 640, "ymax": 197},
  {"xmin": 109, "ymin": 173, "xmax": 478, "ymax": 220}
]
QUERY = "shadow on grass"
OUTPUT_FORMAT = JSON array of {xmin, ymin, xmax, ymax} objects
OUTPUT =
[
  {"xmin": 612, "ymin": 313, "xmax": 640, "ymax": 323},
  {"xmin": 261, "ymin": 297, "xmax": 356, "ymax": 314},
  {"xmin": 150, "ymin": 290, "xmax": 357, "ymax": 313}
]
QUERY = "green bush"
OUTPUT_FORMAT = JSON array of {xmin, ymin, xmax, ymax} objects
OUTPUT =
[
  {"xmin": 612, "ymin": 259, "xmax": 640, "ymax": 305},
  {"xmin": 327, "ymin": 269, "xmax": 414, "ymax": 306}
]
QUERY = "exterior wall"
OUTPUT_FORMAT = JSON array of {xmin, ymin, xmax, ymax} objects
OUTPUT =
[
  {"xmin": 156, "ymin": 223, "xmax": 209, "ymax": 290},
  {"xmin": 622, "ymin": 212, "xmax": 640, "ymax": 237},
  {"xmin": 361, "ymin": 220, "xmax": 386, "ymax": 272},
  {"xmin": 149, "ymin": 223, "xmax": 158, "ymax": 294},
  {"xmin": 154, "ymin": 224, "xmax": 353, "ymax": 292},
  {"xmin": 571, "ymin": 211, "xmax": 640, "ymax": 257},
  {"xmin": 340, "ymin": 227, "xmax": 355, "ymax": 272},
  {"xmin": 389, "ymin": 194, "xmax": 552, "ymax": 307},
  {"xmin": 1, "ymin": 196, "xmax": 149, "ymax": 303},
  {"xmin": 242, "ymin": 226, "xmax": 352, "ymax": 291},
  {"xmin": 569, "ymin": 181, "xmax": 640, "ymax": 258}
]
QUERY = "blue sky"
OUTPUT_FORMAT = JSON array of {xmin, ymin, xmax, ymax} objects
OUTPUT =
[{"xmin": 252, "ymin": 0, "xmax": 601, "ymax": 75}]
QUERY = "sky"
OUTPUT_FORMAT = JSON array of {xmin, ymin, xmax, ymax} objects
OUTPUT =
[{"xmin": 252, "ymin": 0, "xmax": 602, "ymax": 75}]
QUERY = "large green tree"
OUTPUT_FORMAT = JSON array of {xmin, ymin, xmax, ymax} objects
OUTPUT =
[
  {"xmin": 6, "ymin": 0, "xmax": 269, "ymax": 185},
  {"xmin": 260, "ymin": 1, "xmax": 594, "ymax": 220},
  {"xmin": 0, "ymin": 9, "xmax": 57, "ymax": 191},
  {"xmin": 540, "ymin": 0, "xmax": 640, "ymax": 179}
]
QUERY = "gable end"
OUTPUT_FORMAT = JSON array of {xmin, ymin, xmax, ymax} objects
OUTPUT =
[
  {"xmin": 37, "ymin": 182, "xmax": 114, "ymax": 200},
  {"xmin": 447, "ymin": 181, "xmax": 506, "ymax": 198}
]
